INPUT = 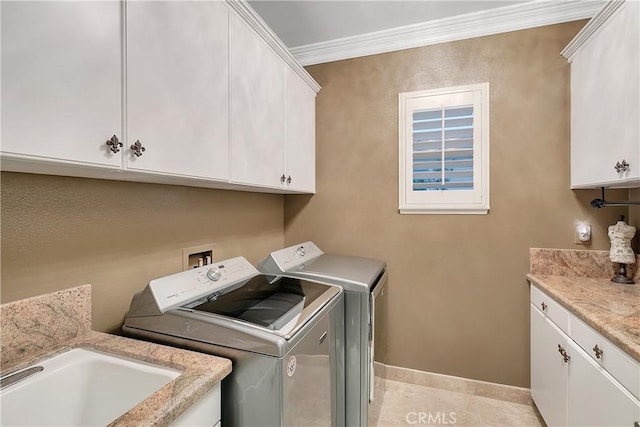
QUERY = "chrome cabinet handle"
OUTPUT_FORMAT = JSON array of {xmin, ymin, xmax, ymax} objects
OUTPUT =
[
  {"xmin": 280, "ymin": 174, "xmax": 286, "ymax": 184},
  {"xmin": 593, "ymin": 344, "xmax": 603, "ymax": 359},
  {"xmin": 614, "ymin": 160, "xmax": 630, "ymax": 173},
  {"xmin": 286, "ymin": 175, "xmax": 292, "ymax": 185},
  {"xmin": 130, "ymin": 140, "xmax": 146, "ymax": 157},
  {"xmin": 558, "ymin": 344, "xmax": 570, "ymax": 363},
  {"xmin": 541, "ymin": 302, "xmax": 547, "ymax": 312},
  {"xmin": 106, "ymin": 135, "xmax": 123, "ymax": 154}
]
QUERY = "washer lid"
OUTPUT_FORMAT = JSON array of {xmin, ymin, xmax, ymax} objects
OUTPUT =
[
  {"xmin": 259, "ymin": 242, "xmax": 386, "ymax": 292},
  {"xmin": 182, "ymin": 275, "xmax": 340, "ymax": 338},
  {"xmin": 294, "ymin": 254, "xmax": 386, "ymax": 290}
]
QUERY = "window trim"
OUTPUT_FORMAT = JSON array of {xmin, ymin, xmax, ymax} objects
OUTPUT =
[{"xmin": 398, "ymin": 83, "xmax": 490, "ymax": 215}]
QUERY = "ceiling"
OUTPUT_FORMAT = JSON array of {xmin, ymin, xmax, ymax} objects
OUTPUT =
[{"xmin": 248, "ymin": 0, "xmax": 529, "ymax": 48}]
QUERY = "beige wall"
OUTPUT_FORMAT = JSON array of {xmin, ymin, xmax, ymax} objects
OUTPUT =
[
  {"xmin": 631, "ymin": 188, "xmax": 640, "ymax": 252},
  {"xmin": 2, "ymin": 21, "xmax": 636, "ymax": 390},
  {"xmin": 1, "ymin": 172, "xmax": 284, "ymax": 332},
  {"xmin": 284, "ymin": 22, "xmax": 629, "ymax": 387}
]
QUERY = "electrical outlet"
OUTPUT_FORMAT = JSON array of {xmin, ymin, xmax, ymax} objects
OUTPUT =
[
  {"xmin": 574, "ymin": 223, "xmax": 591, "ymax": 245},
  {"xmin": 182, "ymin": 243, "xmax": 215, "ymax": 270}
]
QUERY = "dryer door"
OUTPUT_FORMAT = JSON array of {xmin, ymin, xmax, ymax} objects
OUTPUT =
[{"xmin": 369, "ymin": 272, "xmax": 389, "ymax": 427}]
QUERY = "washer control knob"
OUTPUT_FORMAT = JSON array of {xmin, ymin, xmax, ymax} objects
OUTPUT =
[
  {"xmin": 295, "ymin": 246, "xmax": 305, "ymax": 257},
  {"xmin": 207, "ymin": 268, "xmax": 222, "ymax": 281}
]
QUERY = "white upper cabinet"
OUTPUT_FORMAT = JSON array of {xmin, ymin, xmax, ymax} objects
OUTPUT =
[
  {"xmin": 1, "ymin": 1, "xmax": 122, "ymax": 168},
  {"xmin": 1, "ymin": 0, "xmax": 320, "ymax": 193},
  {"xmin": 126, "ymin": 1, "xmax": 229, "ymax": 180},
  {"xmin": 284, "ymin": 67, "xmax": 316, "ymax": 193},
  {"xmin": 229, "ymin": 14, "xmax": 284, "ymax": 188},
  {"xmin": 563, "ymin": 0, "xmax": 640, "ymax": 188}
]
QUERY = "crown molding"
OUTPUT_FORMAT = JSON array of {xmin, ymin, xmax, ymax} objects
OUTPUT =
[
  {"xmin": 223, "ymin": 0, "xmax": 321, "ymax": 92},
  {"xmin": 290, "ymin": 0, "xmax": 605, "ymax": 66},
  {"xmin": 561, "ymin": 0, "xmax": 624, "ymax": 60}
]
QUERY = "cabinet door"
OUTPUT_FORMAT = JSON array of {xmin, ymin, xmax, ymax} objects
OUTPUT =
[
  {"xmin": 531, "ymin": 304, "xmax": 569, "ymax": 426},
  {"xmin": 229, "ymin": 14, "xmax": 284, "ymax": 188},
  {"xmin": 571, "ymin": 1, "xmax": 640, "ymax": 187},
  {"xmin": 126, "ymin": 1, "xmax": 229, "ymax": 180},
  {"xmin": 284, "ymin": 68, "xmax": 316, "ymax": 193},
  {"xmin": 1, "ymin": 1, "xmax": 122, "ymax": 168},
  {"xmin": 567, "ymin": 339, "xmax": 640, "ymax": 426}
]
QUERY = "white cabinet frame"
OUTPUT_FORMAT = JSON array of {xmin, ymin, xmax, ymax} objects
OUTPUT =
[
  {"xmin": 1, "ymin": 0, "xmax": 320, "ymax": 195},
  {"xmin": 530, "ymin": 285, "xmax": 640, "ymax": 426},
  {"xmin": 563, "ymin": 0, "xmax": 640, "ymax": 189}
]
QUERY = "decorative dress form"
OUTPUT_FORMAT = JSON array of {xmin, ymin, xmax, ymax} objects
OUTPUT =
[{"xmin": 608, "ymin": 215, "xmax": 637, "ymax": 284}]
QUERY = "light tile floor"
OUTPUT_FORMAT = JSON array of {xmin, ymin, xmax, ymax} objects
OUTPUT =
[{"xmin": 377, "ymin": 379, "xmax": 545, "ymax": 427}]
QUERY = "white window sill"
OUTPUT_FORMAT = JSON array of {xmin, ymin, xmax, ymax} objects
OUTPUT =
[{"xmin": 399, "ymin": 206, "xmax": 489, "ymax": 215}]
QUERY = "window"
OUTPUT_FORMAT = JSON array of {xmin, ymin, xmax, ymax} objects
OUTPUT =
[{"xmin": 398, "ymin": 83, "xmax": 489, "ymax": 214}]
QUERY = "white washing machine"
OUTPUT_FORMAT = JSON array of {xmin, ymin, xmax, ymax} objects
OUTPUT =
[{"xmin": 123, "ymin": 256, "xmax": 344, "ymax": 427}]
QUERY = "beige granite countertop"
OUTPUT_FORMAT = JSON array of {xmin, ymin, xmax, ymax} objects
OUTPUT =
[
  {"xmin": 528, "ymin": 248, "xmax": 640, "ymax": 363},
  {"xmin": 527, "ymin": 274, "xmax": 640, "ymax": 362},
  {"xmin": 0, "ymin": 284, "xmax": 232, "ymax": 427}
]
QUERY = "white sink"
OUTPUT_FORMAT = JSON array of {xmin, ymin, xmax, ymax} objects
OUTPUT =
[{"xmin": 0, "ymin": 348, "xmax": 181, "ymax": 426}]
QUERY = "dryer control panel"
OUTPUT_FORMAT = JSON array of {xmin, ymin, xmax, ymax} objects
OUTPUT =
[
  {"xmin": 149, "ymin": 256, "xmax": 259, "ymax": 312},
  {"xmin": 268, "ymin": 241, "xmax": 324, "ymax": 272}
]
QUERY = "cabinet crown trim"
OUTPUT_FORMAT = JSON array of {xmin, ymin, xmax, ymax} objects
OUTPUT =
[
  {"xmin": 224, "ymin": 0, "xmax": 320, "ymax": 93},
  {"xmin": 290, "ymin": 0, "xmax": 603, "ymax": 66},
  {"xmin": 561, "ymin": 0, "xmax": 626, "ymax": 60}
]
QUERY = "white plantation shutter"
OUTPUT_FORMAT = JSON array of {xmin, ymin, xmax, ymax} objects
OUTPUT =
[
  {"xmin": 412, "ymin": 105, "xmax": 474, "ymax": 192},
  {"xmin": 399, "ymin": 83, "xmax": 489, "ymax": 214}
]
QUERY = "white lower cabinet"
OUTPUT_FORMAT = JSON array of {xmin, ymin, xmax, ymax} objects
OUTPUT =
[
  {"xmin": 530, "ymin": 305, "xmax": 569, "ymax": 426},
  {"xmin": 567, "ymin": 338, "xmax": 639, "ymax": 427},
  {"xmin": 530, "ymin": 285, "xmax": 640, "ymax": 426},
  {"xmin": 170, "ymin": 383, "xmax": 221, "ymax": 427}
]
